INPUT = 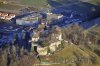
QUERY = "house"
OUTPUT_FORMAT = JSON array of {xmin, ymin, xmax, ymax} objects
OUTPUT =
[
  {"xmin": 1, "ymin": 13, "xmax": 8, "ymax": 17},
  {"xmin": 16, "ymin": 13, "xmax": 42, "ymax": 25},
  {"xmin": 46, "ymin": 11, "xmax": 64, "ymax": 20},
  {"xmin": 0, "ymin": 11, "xmax": 16, "ymax": 20},
  {"xmin": 52, "ymin": 26, "xmax": 62, "ymax": 41},
  {"xmin": 9, "ymin": 14, "xmax": 15, "ymax": 18},
  {"xmin": 52, "ymin": 33, "xmax": 62, "ymax": 41},
  {"xmin": 49, "ymin": 41, "xmax": 61, "ymax": 52},
  {"xmin": 37, "ymin": 46, "xmax": 48, "ymax": 55},
  {"xmin": 31, "ymin": 42, "xmax": 48, "ymax": 55},
  {"xmin": 5, "ymin": 16, "xmax": 12, "ymax": 20},
  {"xmin": 0, "ymin": 16, "xmax": 5, "ymax": 19}
]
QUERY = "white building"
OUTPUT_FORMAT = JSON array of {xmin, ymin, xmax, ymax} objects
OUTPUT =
[
  {"xmin": 16, "ymin": 13, "xmax": 42, "ymax": 25},
  {"xmin": 37, "ymin": 47, "xmax": 48, "ymax": 55},
  {"xmin": 49, "ymin": 41, "xmax": 61, "ymax": 52},
  {"xmin": 31, "ymin": 31, "xmax": 40, "ymax": 42},
  {"xmin": 58, "ymin": 15, "xmax": 63, "ymax": 19}
]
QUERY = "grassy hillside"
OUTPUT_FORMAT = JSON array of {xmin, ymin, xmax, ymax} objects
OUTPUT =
[{"xmin": 50, "ymin": 44, "xmax": 100, "ymax": 66}]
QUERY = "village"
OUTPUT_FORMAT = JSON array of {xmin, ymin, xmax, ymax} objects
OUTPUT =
[
  {"xmin": 0, "ymin": 9, "xmax": 67, "ymax": 55},
  {"xmin": 0, "ymin": 0, "xmax": 100, "ymax": 66},
  {"xmin": 0, "ymin": 8, "xmax": 100, "ymax": 66},
  {"xmin": 0, "ymin": 8, "xmax": 73, "ymax": 66}
]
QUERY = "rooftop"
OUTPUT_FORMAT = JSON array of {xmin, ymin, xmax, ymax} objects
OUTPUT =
[{"xmin": 0, "ymin": 11, "xmax": 16, "ymax": 20}]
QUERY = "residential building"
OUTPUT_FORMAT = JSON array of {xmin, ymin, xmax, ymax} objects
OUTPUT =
[
  {"xmin": 37, "ymin": 46, "xmax": 48, "ymax": 55},
  {"xmin": 5, "ymin": 16, "xmax": 12, "ymax": 20},
  {"xmin": 1, "ymin": 13, "xmax": 8, "ymax": 17},
  {"xmin": 16, "ymin": 13, "xmax": 42, "ymax": 25},
  {"xmin": 0, "ymin": 11, "xmax": 16, "ymax": 20},
  {"xmin": 49, "ymin": 41, "xmax": 61, "ymax": 52}
]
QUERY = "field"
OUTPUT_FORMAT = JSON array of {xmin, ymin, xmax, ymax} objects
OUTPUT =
[
  {"xmin": 50, "ymin": 44, "xmax": 100, "ymax": 66},
  {"xmin": 0, "ymin": 0, "xmax": 48, "ymax": 13},
  {"xmin": 0, "ymin": 3, "xmax": 23, "ymax": 13},
  {"xmin": 89, "ymin": 0, "xmax": 100, "ymax": 5},
  {"xmin": 20, "ymin": 0, "xmax": 48, "ymax": 7},
  {"xmin": 0, "ymin": 0, "xmax": 100, "ymax": 13}
]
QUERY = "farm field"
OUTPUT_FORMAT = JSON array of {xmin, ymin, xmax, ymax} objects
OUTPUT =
[{"xmin": 0, "ymin": 0, "xmax": 100, "ymax": 13}]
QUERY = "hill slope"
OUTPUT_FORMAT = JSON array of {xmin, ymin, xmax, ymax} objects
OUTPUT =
[{"xmin": 50, "ymin": 44, "xmax": 100, "ymax": 66}]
